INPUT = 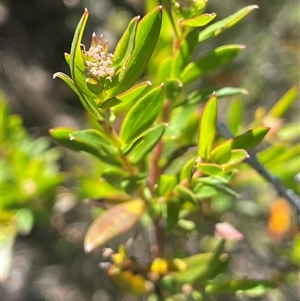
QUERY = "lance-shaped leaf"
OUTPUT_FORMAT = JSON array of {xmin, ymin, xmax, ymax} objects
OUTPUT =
[
  {"xmin": 228, "ymin": 99, "xmax": 243, "ymax": 135},
  {"xmin": 179, "ymin": 13, "xmax": 217, "ymax": 27},
  {"xmin": 198, "ymin": 93, "xmax": 218, "ymax": 159},
  {"xmin": 69, "ymin": 129, "xmax": 122, "ymax": 165},
  {"xmin": 111, "ymin": 81, "xmax": 152, "ymax": 114},
  {"xmin": 180, "ymin": 45, "xmax": 245, "ymax": 84},
  {"xmin": 80, "ymin": 178, "xmax": 131, "ymax": 202},
  {"xmin": 171, "ymin": 30, "xmax": 199, "ymax": 77},
  {"xmin": 53, "ymin": 73, "xmax": 104, "ymax": 120},
  {"xmin": 49, "ymin": 127, "xmax": 77, "ymax": 150},
  {"xmin": 113, "ymin": 16, "xmax": 139, "ymax": 75},
  {"xmin": 120, "ymin": 85, "xmax": 164, "ymax": 143},
  {"xmin": 209, "ymin": 126, "xmax": 269, "ymax": 164},
  {"xmin": 197, "ymin": 162, "xmax": 225, "ymax": 176},
  {"xmin": 84, "ymin": 199, "xmax": 146, "ymax": 252},
  {"xmin": 205, "ymin": 278, "xmax": 276, "ymax": 295},
  {"xmin": 185, "ymin": 87, "xmax": 248, "ymax": 106},
  {"xmin": 268, "ymin": 86, "xmax": 298, "ymax": 118},
  {"xmin": 107, "ymin": 6, "xmax": 162, "ymax": 97},
  {"xmin": 221, "ymin": 149, "xmax": 249, "ymax": 172},
  {"xmin": 129, "ymin": 123, "xmax": 166, "ymax": 164},
  {"xmin": 199, "ymin": 5, "xmax": 259, "ymax": 42}
]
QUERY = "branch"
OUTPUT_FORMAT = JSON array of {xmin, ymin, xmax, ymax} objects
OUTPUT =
[{"xmin": 217, "ymin": 123, "xmax": 300, "ymax": 214}]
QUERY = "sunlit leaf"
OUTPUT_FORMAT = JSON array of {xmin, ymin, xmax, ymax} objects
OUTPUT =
[
  {"xmin": 198, "ymin": 5, "xmax": 259, "ymax": 42},
  {"xmin": 185, "ymin": 87, "xmax": 248, "ymax": 106},
  {"xmin": 129, "ymin": 123, "xmax": 166, "ymax": 164},
  {"xmin": 180, "ymin": 45, "xmax": 245, "ymax": 84},
  {"xmin": 196, "ymin": 162, "xmax": 224, "ymax": 176},
  {"xmin": 198, "ymin": 93, "xmax": 218, "ymax": 159},
  {"xmin": 84, "ymin": 199, "xmax": 146, "ymax": 252},
  {"xmin": 205, "ymin": 278, "xmax": 276, "ymax": 295},
  {"xmin": 180, "ymin": 13, "xmax": 216, "ymax": 27},
  {"xmin": 107, "ymin": 6, "xmax": 162, "ymax": 97},
  {"xmin": 120, "ymin": 86, "xmax": 164, "ymax": 143},
  {"xmin": 228, "ymin": 99, "xmax": 243, "ymax": 135},
  {"xmin": 268, "ymin": 86, "xmax": 298, "ymax": 118}
]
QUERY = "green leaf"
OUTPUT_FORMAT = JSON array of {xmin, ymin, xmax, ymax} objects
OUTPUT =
[
  {"xmin": 228, "ymin": 99, "xmax": 243, "ymax": 135},
  {"xmin": 165, "ymin": 198, "xmax": 181, "ymax": 233},
  {"xmin": 268, "ymin": 86, "xmax": 298, "ymax": 118},
  {"xmin": 112, "ymin": 81, "xmax": 152, "ymax": 114},
  {"xmin": 198, "ymin": 93, "xmax": 218, "ymax": 159},
  {"xmin": 113, "ymin": 16, "xmax": 139, "ymax": 74},
  {"xmin": 198, "ymin": 5, "xmax": 259, "ymax": 42},
  {"xmin": 164, "ymin": 78, "xmax": 183, "ymax": 100},
  {"xmin": 70, "ymin": 9, "xmax": 88, "ymax": 80},
  {"xmin": 179, "ymin": 13, "xmax": 217, "ymax": 27},
  {"xmin": 175, "ymin": 185, "xmax": 198, "ymax": 206},
  {"xmin": 129, "ymin": 123, "xmax": 166, "ymax": 164},
  {"xmin": 84, "ymin": 199, "xmax": 146, "ymax": 252},
  {"xmin": 171, "ymin": 30, "xmax": 199, "ymax": 77},
  {"xmin": 120, "ymin": 86, "xmax": 164, "ymax": 143},
  {"xmin": 16, "ymin": 208, "xmax": 34, "ymax": 235},
  {"xmin": 209, "ymin": 126, "xmax": 269, "ymax": 163},
  {"xmin": 179, "ymin": 157, "xmax": 196, "ymax": 182},
  {"xmin": 221, "ymin": 149, "xmax": 249, "ymax": 172},
  {"xmin": 231, "ymin": 126, "xmax": 270, "ymax": 150},
  {"xmin": 180, "ymin": 45, "xmax": 245, "ymax": 84},
  {"xmin": 50, "ymin": 126, "xmax": 121, "ymax": 163},
  {"xmin": 158, "ymin": 174, "xmax": 178, "ymax": 196},
  {"xmin": 185, "ymin": 87, "xmax": 248, "ymax": 106},
  {"xmin": 80, "ymin": 178, "xmax": 131, "ymax": 202},
  {"xmin": 156, "ymin": 57, "xmax": 172, "ymax": 85},
  {"xmin": 49, "ymin": 127, "xmax": 77, "ymax": 150},
  {"xmin": 196, "ymin": 162, "xmax": 224, "ymax": 176},
  {"xmin": 205, "ymin": 278, "xmax": 276, "ymax": 295},
  {"xmin": 107, "ymin": 6, "xmax": 162, "ymax": 97}
]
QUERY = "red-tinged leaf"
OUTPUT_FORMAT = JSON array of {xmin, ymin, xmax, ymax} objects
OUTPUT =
[
  {"xmin": 84, "ymin": 199, "xmax": 146, "ymax": 252},
  {"xmin": 198, "ymin": 93, "xmax": 218, "ymax": 159}
]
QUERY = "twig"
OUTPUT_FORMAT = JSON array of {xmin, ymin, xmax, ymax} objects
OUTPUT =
[{"xmin": 217, "ymin": 122, "xmax": 300, "ymax": 215}]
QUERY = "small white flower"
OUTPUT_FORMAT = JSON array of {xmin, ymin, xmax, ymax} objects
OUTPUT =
[{"xmin": 83, "ymin": 33, "xmax": 115, "ymax": 82}]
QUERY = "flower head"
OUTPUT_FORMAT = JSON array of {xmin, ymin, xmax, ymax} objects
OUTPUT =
[{"xmin": 83, "ymin": 33, "xmax": 115, "ymax": 83}]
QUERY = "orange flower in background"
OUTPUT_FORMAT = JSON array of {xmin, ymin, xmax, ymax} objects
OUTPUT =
[{"xmin": 268, "ymin": 198, "xmax": 292, "ymax": 238}]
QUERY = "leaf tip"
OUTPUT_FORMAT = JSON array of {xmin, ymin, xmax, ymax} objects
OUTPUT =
[{"xmin": 84, "ymin": 7, "xmax": 89, "ymax": 14}]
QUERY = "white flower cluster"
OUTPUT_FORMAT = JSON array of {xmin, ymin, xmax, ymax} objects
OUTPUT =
[{"xmin": 84, "ymin": 33, "xmax": 115, "ymax": 82}]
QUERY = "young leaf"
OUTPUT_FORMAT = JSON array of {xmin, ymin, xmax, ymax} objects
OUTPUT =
[
  {"xmin": 198, "ymin": 5, "xmax": 259, "ymax": 42},
  {"xmin": 185, "ymin": 87, "xmax": 248, "ymax": 106},
  {"xmin": 221, "ymin": 149, "xmax": 249, "ymax": 172},
  {"xmin": 198, "ymin": 93, "xmax": 218, "ymax": 159},
  {"xmin": 112, "ymin": 81, "xmax": 152, "ymax": 114},
  {"xmin": 179, "ymin": 13, "xmax": 217, "ymax": 27},
  {"xmin": 49, "ymin": 127, "xmax": 76, "ymax": 150},
  {"xmin": 268, "ymin": 86, "xmax": 298, "ymax": 118},
  {"xmin": 84, "ymin": 199, "xmax": 146, "ymax": 252},
  {"xmin": 80, "ymin": 178, "xmax": 131, "ymax": 201},
  {"xmin": 129, "ymin": 123, "xmax": 166, "ymax": 164},
  {"xmin": 113, "ymin": 16, "xmax": 139, "ymax": 73},
  {"xmin": 231, "ymin": 126, "xmax": 270, "ymax": 150},
  {"xmin": 228, "ymin": 99, "xmax": 243, "ymax": 135},
  {"xmin": 69, "ymin": 129, "xmax": 122, "ymax": 165},
  {"xmin": 205, "ymin": 279, "xmax": 276, "ymax": 295},
  {"xmin": 171, "ymin": 30, "xmax": 199, "ymax": 77},
  {"xmin": 180, "ymin": 45, "xmax": 245, "ymax": 84},
  {"xmin": 196, "ymin": 162, "xmax": 225, "ymax": 176},
  {"xmin": 120, "ymin": 86, "xmax": 164, "ymax": 143},
  {"xmin": 107, "ymin": 6, "xmax": 162, "ymax": 97}
]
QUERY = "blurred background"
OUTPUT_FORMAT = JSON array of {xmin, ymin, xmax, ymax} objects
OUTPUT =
[{"xmin": 1, "ymin": 0, "xmax": 299, "ymax": 300}]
